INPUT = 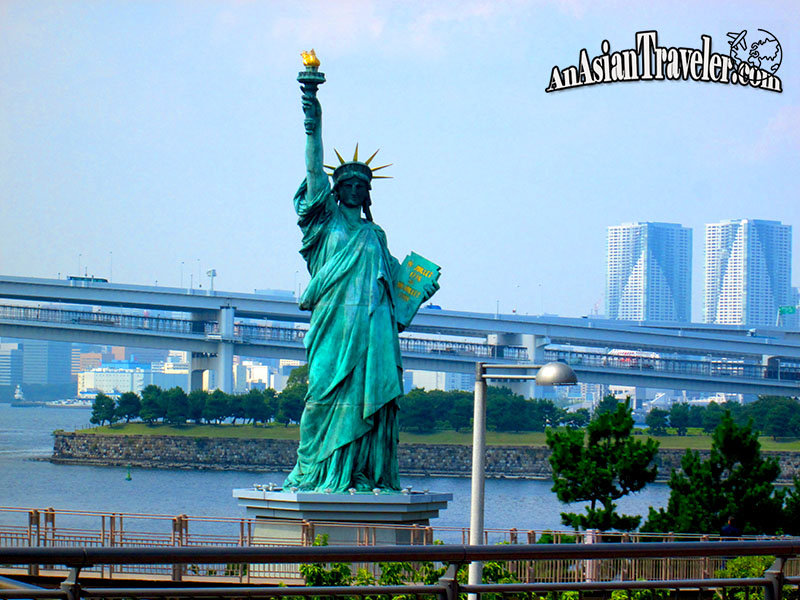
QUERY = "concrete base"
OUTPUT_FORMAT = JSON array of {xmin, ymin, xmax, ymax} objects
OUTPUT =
[{"xmin": 233, "ymin": 488, "xmax": 452, "ymax": 546}]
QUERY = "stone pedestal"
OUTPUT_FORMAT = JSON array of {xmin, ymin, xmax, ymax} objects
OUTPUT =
[{"xmin": 233, "ymin": 488, "xmax": 452, "ymax": 546}]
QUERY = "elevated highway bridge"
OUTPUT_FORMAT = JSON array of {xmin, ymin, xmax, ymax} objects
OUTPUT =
[{"xmin": 1, "ymin": 275, "xmax": 798, "ymax": 396}]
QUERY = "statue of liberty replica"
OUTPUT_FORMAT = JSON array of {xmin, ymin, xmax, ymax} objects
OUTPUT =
[{"xmin": 284, "ymin": 51, "xmax": 440, "ymax": 494}]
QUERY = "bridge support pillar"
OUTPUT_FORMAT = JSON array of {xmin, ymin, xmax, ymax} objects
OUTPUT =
[
  {"xmin": 189, "ymin": 368, "xmax": 204, "ymax": 392},
  {"xmin": 521, "ymin": 334, "xmax": 547, "ymax": 364},
  {"xmin": 190, "ymin": 353, "xmax": 214, "ymax": 391},
  {"xmin": 215, "ymin": 343, "xmax": 233, "ymax": 394},
  {"xmin": 188, "ymin": 308, "xmax": 235, "ymax": 393},
  {"xmin": 215, "ymin": 307, "xmax": 235, "ymax": 394}
]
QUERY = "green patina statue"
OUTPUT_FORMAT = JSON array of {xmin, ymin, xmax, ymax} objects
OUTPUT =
[{"xmin": 284, "ymin": 51, "xmax": 438, "ymax": 493}]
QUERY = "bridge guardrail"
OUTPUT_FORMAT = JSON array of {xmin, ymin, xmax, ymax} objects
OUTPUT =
[
  {"xmin": 545, "ymin": 349, "xmax": 800, "ymax": 383},
  {"xmin": 3, "ymin": 301, "xmax": 799, "ymax": 385}
]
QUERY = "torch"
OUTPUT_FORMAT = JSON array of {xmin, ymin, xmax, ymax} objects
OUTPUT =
[{"xmin": 298, "ymin": 49, "xmax": 325, "ymax": 132}]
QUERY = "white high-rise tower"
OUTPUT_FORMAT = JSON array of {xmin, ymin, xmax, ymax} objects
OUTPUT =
[
  {"xmin": 606, "ymin": 222, "xmax": 692, "ymax": 322},
  {"xmin": 704, "ymin": 219, "xmax": 792, "ymax": 327}
]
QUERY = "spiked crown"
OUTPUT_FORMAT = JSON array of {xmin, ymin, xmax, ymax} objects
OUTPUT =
[{"xmin": 325, "ymin": 144, "xmax": 392, "ymax": 187}]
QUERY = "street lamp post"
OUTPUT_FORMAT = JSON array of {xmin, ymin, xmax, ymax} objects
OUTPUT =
[{"xmin": 467, "ymin": 361, "xmax": 577, "ymax": 599}]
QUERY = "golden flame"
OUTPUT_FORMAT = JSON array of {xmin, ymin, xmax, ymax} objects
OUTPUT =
[{"xmin": 301, "ymin": 49, "xmax": 320, "ymax": 68}]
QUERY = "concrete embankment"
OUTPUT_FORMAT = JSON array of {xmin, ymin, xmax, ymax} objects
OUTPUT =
[{"xmin": 51, "ymin": 432, "xmax": 800, "ymax": 482}]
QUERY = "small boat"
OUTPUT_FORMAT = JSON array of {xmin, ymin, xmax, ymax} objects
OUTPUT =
[{"xmin": 10, "ymin": 385, "xmax": 45, "ymax": 408}]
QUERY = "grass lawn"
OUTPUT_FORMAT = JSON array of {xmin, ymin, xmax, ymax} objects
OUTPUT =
[
  {"xmin": 71, "ymin": 423, "xmax": 800, "ymax": 452},
  {"xmin": 75, "ymin": 423, "xmax": 545, "ymax": 445},
  {"xmin": 400, "ymin": 430, "xmax": 550, "ymax": 445},
  {"xmin": 74, "ymin": 422, "xmax": 303, "ymax": 440}
]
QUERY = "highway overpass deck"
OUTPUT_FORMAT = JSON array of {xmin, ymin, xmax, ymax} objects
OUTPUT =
[
  {"xmin": 2, "ymin": 274, "xmax": 799, "ymax": 359},
  {"xmin": 2, "ymin": 302, "xmax": 799, "ymax": 395}
]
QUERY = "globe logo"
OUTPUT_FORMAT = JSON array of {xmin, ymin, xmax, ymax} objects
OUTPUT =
[{"xmin": 727, "ymin": 29, "xmax": 782, "ymax": 75}]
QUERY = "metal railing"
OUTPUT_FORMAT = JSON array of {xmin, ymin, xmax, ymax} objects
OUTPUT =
[
  {"xmin": 3, "ymin": 507, "xmax": 800, "ymax": 586},
  {"xmin": 0, "ymin": 302, "xmax": 524, "ymax": 361},
  {"xmin": 6, "ymin": 300, "xmax": 800, "ymax": 381},
  {"xmin": 0, "ymin": 304, "xmax": 196, "ymax": 336},
  {"xmin": 546, "ymin": 349, "xmax": 800, "ymax": 383},
  {"xmin": 2, "ymin": 541, "xmax": 800, "ymax": 600}
]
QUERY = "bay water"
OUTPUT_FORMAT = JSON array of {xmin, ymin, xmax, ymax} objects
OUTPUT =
[{"xmin": 0, "ymin": 403, "xmax": 670, "ymax": 538}]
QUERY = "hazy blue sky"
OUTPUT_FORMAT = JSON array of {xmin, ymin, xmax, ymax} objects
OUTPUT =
[{"xmin": 1, "ymin": 1, "xmax": 798, "ymax": 320}]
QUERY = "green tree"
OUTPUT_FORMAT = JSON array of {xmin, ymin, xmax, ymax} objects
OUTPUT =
[
  {"xmin": 426, "ymin": 389, "xmax": 455, "ymax": 430},
  {"xmin": 781, "ymin": 475, "xmax": 800, "ymax": 535},
  {"xmin": 547, "ymin": 401, "xmax": 659, "ymax": 531},
  {"xmin": 90, "ymin": 392, "xmax": 118, "ymax": 426},
  {"xmin": 563, "ymin": 408, "xmax": 590, "ymax": 428},
  {"xmin": 528, "ymin": 398, "xmax": 561, "ymax": 431},
  {"xmin": 164, "ymin": 387, "xmax": 189, "ymax": 425},
  {"xmin": 263, "ymin": 388, "xmax": 279, "ymax": 422},
  {"xmin": 187, "ymin": 389, "xmax": 209, "ymax": 423},
  {"xmin": 139, "ymin": 384, "xmax": 166, "ymax": 423},
  {"xmin": 669, "ymin": 403, "xmax": 691, "ymax": 436},
  {"xmin": 228, "ymin": 393, "xmax": 245, "ymax": 425},
  {"xmin": 277, "ymin": 366, "xmax": 309, "ymax": 427},
  {"xmin": 764, "ymin": 403, "xmax": 799, "ymax": 439},
  {"xmin": 286, "ymin": 364, "xmax": 309, "ymax": 387},
  {"xmin": 642, "ymin": 411, "xmax": 783, "ymax": 535},
  {"xmin": 243, "ymin": 388, "xmax": 276, "ymax": 425},
  {"xmin": 115, "ymin": 391, "xmax": 141, "ymax": 423},
  {"xmin": 722, "ymin": 399, "xmax": 744, "ymax": 425},
  {"xmin": 448, "ymin": 391, "xmax": 473, "ymax": 432},
  {"xmin": 487, "ymin": 387, "xmax": 530, "ymax": 431},
  {"xmin": 594, "ymin": 394, "xmax": 620, "ymax": 416},
  {"xmin": 748, "ymin": 396, "xmax": 800, "ymax": 439},
  {"xmin": 688, "ymin": 404, "xmax": 705, "ymax": 428},
  {"xmin": 646, "ymin": 408, "xmax": 669, "ymax": 436},
  {"xmin": 277, "ymin": 375, "xmax": 306, "ymax": 427},
  {"xmin": 397, "ymin": 388, "xmax": 476, "ymax": 433},
  {"xmin": 702, "ymin": 401, "xmax": 725, "ymax": 433},
  {"xmin": 398, "ymin": 388, "xmax": 436, "ymax": 432},
  {"xmin": 203, "ymin": 389, "xmax": 230, "ymax": 424}
]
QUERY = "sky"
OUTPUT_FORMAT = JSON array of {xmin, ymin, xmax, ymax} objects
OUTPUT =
[{"xmin": 1, "ymin": 1, "xmax": 798, "ymax": 321}]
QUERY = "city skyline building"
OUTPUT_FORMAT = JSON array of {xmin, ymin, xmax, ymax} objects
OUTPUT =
[
  {"xmin": 704, "ymin": 219, "xmax": 792, "ymax": 327},
  {"xmin": 606, "ymin": 222, "xmax": 692, "ymax": 322},
  {"xmin": 789, "ymin": 287, "xmax": 800, "ymax": 329},
  {"xmin": 10, "ymin": 339, "xmax": 73, "ymax": 386},
  {"xmin": 77, "ymin": 366, "xmax": 189, "ymax": 397},
  {"xmin": 403, "ymin": 370, "xmax": 474, "ymax": 393},
  {"xmin": 0, "ymin": 343, "xmax": 23, "ymax": 387}
]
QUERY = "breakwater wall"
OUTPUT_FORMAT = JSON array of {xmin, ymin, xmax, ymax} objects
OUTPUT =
[{"xmin": 52, "ymin": 432, "xmax": 800, "ymax": 482}]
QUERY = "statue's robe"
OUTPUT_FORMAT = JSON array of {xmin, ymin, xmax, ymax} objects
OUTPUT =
[{"xmin": 284, "ymin": 179, "xmax": 403, "ymax": 493}]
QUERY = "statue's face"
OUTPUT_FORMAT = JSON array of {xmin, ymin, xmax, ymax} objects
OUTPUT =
[{"xmin": 336, "ymin": 177, "xmax": 370, "ymax": 209}]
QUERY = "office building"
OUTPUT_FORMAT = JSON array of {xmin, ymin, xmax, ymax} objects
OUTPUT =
[
  {"xmin": 606, "ymin": 222, "xmax": 692, "ymax": 322},
  {"xmin": 77, "ymin": 367, "xmax": 189, "ymax": 397},
  {"xmin": 704, "ymin": 219, "xmax": 792, "ymax": 327},
  {"xmin": 0, "ymin": 343, "xmax": 23, "ymax": 387},
  {"xmin": 788, "ymin": 287, "xmax": 800, "ymax": 329},
  {"xmin": 17, "ymin": 340, "xmax": 72, "ymax": 385},
  {"xmin": 403, "ymin": 370, "xmax": 474, "ymax": 393}
]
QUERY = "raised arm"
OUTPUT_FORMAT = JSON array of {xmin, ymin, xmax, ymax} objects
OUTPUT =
[{"xmin": 302, "ymin": 91, "xmax": 328, "ymax": 200}]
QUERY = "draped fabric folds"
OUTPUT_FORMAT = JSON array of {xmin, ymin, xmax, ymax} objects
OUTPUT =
[{"xmin": 283, "ymin": 179, "xmax": 404, "ymax": 493}]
